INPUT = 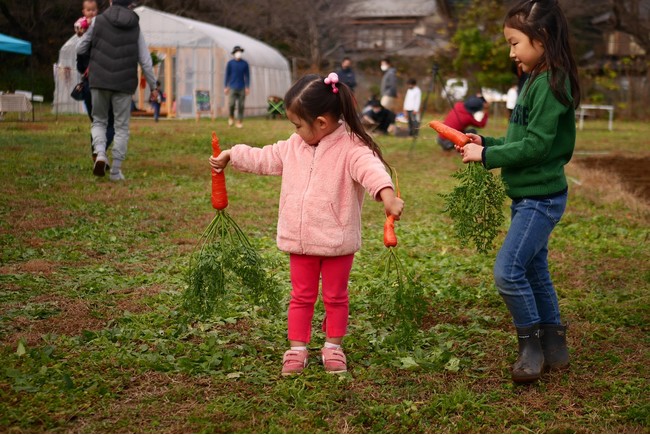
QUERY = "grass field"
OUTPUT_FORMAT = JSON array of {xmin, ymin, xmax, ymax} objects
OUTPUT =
[{"xmin": 1, "ymin": 112, "xmax": 648, "ymax": 433}]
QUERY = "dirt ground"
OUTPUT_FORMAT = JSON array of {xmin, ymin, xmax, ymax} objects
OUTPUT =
[{"xmin": 575, "ymin": 154, "xmax": 650, "ymax": 203}]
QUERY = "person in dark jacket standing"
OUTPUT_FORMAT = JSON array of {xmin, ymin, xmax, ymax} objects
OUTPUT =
[
  {"xmin": 336, "ymin": 57, "xmax": 357, "ymax": 93},
  {"xmin": 77, "ymin": 0, "xmax": 157, "ymax": 181},
  {"xmin": 224, "ymin": 45, "xmax": 250, "ymax": 129}
]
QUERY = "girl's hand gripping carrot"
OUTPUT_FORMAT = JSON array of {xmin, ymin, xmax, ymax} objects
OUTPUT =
[
  {"xmin": 209, "ymin": 144, "xmax": 231, "ymax": 173},
  {"xmin": 379, "ymin": 187, "xmax": 404, "ymax": 248}
]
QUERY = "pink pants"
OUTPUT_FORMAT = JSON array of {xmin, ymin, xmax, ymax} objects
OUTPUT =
[{"xmin": 287, "ymin": 253, "xmax": 355, "ymax": 343}]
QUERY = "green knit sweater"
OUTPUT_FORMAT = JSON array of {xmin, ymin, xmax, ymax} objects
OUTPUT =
[{"xmin": 483, "ymin": 71, "xmax": 575, "ymax": 198}]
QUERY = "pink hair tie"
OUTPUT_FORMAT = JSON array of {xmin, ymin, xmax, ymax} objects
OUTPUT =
[{"xmin": 324, "ymin": 72, "xmax": 339, "ymax": 94}]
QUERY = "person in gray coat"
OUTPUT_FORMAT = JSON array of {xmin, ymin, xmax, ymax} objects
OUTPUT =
[
  {"xmin": 77, "ymin": 0, "xmax": 157, "ymax": 181},
  {"xmin": 380, "ymin": 58, "xmax": 397, "ymax": 112}
]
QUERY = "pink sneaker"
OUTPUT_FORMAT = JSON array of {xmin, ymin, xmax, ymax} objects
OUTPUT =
[
  {"xmin": 281, "ymin": 349, "xmax": 308, "ymax": 376},
  {"xmin": 321, "ymin": 347, "xmax": 347, "ymax": 373}
]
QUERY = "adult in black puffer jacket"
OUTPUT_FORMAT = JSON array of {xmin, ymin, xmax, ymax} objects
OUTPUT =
[{"xmin": 77, "ymin": 0, "xmax": 157, "ymax": 181}]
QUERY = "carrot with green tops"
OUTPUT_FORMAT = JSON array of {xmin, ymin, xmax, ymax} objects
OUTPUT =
[
  {"xmin": 428, "ymin": 119, "xmax": 508, "ymax": 253},
  {"xmin": 429, "ymin": 120, "xmax": 470, "ymax": 147},
  {"xmin": 370, "ymin": 175, "xmax": 425, "ymax": 347},
  {"xmin": 183, "ymin": 132, "xmax": 282, "ymax": 318}
]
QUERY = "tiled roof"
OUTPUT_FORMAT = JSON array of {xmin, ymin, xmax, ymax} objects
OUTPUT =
[{"xmin": 343, "ymin": 0, "xmax": 439, "ymax": 18}]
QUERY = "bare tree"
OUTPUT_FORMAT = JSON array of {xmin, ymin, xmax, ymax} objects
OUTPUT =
[
  {"xmin": 559, "ymin": 0, "xmax": 650, "ymax": 56},
  {"xmin": 0, "ymin": 0, "xmax": 77, "ymax": 63},
  {"xmin": 140, "ymin": 0, "xmax": 347, "ymax": 71},
  {"xmin": 611, "ymin": 0, "xmax": 650, "ymax": 53}
]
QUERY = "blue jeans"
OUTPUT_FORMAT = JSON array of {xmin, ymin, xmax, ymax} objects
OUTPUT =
[
  {"xmin": 494, "ymin": 191, "xmax": 568, "ymax": 328},
  {"xmin": 151, "ymin": 102, "xmax": 161, "ymax": 121}
]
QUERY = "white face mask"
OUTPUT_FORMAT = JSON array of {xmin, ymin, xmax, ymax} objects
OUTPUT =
[
  {"xmin": 380, "ymin": 64, "xmax": 388, "ymax": 72},
  {"xmin": 234, "ymin": 51, "xmax": 242, "ymax": 60}
]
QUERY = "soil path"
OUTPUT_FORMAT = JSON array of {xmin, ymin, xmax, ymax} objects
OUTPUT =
[{"xmin": 575, "ymin": 154, "xmax": 650, "ymax": 203}]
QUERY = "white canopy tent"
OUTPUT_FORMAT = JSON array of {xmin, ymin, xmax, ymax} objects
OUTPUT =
[{"xmin": 53, "ymin": 6, "xmax": 292, "ymax": 119}]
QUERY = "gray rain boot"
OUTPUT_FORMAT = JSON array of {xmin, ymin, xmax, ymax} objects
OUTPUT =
[
  {"xmin": 540, "ymin": 323, "xmax": 569, "ymax": 371},
  {"xmin": 511, "ymin": 325, "xmax": 545, "ymax": 383}
]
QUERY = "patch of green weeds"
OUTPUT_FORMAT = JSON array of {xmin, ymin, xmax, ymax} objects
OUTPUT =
[{"xmin": 0, "ymin": 115, "xmax": 648, "ymax": 433}]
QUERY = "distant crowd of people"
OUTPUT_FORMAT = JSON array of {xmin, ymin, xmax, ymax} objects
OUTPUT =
[
  {"xmin": 71, "ymin": 0, "xmax": 533, "ymax": 185},
  {"xmin": 72, "ymin": 0, "xmax": 511, "ymax": 183},
  {"xmin": 332, "ymin": 55, "xmax": 523, "ymax": 148}
]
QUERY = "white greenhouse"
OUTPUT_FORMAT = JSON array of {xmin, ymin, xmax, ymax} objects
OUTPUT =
[{"xmin": 53, "ymin": 6, "xmax": 292, "ymax": 119}]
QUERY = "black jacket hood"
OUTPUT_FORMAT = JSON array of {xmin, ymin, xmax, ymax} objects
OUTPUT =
[{"xmin": 103, "ymin": 5, "xmax": 139, "ymax": 29}]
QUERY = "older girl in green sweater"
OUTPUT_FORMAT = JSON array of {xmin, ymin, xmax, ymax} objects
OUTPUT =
[{"xmin": 458, "ymin": 0, "xmax": 580, "ymax": 383}]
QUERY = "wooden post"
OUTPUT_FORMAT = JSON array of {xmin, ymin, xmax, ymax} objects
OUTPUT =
[{"xmin": 163, "ymin": 47, "xmax": 174, "ymax": 119}]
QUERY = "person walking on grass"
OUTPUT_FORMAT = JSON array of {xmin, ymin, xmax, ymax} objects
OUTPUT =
[
  {"xmin": 209, "ymin": 73, "xmax": 404, "ymax": 375},
  {"xmin": 457, "ymin": 0, "xmax": 580, "ymax": 383},
  {"xmin": 224, "ymin": 45, "xmax": 250, "ymax": 128},
  {"xmin": 77, "ymin": 0, "xmax": 157, "ymax": 181}
]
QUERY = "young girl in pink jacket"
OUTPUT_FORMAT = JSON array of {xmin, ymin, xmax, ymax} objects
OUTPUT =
[{"xmin": 209, "ymin": 73, "xmax": 404, "ymax": 375}]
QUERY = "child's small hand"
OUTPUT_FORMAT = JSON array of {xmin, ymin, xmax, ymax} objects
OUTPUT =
[
  {"xmin": 74, "ymin": 17, "xmax": 89, "ymax": 37},
  {"xmin": 454, "ymin": 132, "xmax": 482, "ymax": 152},
  {"xmin": 466, "ymin": 132, "xmax": 483, "ymax": 145},
  {"xmin": 378, "ymin": 187, "xmax": 404, "ymax": 220},
  {"xmin": 461, "ymin": 143, "xmax": 484, "ymax": 164},
  {"xmin": 452, "ymin": 133, "xmax": 483, "ymax": 163},
  {"xmin": 387, "ymin": 197, "xmax": 405, "ymax": 221},
  {"xmin": 209, "ymin": 150, "xmax": 231, "ymax": 173}
]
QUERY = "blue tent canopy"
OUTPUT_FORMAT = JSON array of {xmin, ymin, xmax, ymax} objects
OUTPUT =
[{"xmin": 0, "ymin": 33, "xmax": 32, "ymax": 55}]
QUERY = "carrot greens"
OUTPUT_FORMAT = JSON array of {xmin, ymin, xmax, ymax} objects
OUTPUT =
[
  {"xmin": 369, "ymin": 179, "xmax": 426, "ymax": 346},
  {"xmin": 440, "ymin": 162, "xmax": 507, "ymax": 254},
  {"xmin": 183, "ymin": 133, "xmax": 283, "ymax": 318}
]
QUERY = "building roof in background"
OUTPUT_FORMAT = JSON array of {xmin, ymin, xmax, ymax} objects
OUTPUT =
[{"xmin": 344, "ymin": 0, "xmax": 439, "ymax": 18}]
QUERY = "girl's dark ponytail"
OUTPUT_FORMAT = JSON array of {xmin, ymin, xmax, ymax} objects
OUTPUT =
[
  {"xmin": 284, "ymin": 73, "xmax": 392, "ymax": 172},
  {"xmin": 336, "ymin": 79, "xmax": 391, "ymax": 172}
]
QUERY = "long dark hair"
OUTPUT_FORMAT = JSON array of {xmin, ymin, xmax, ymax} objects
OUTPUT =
[
  {"xmin": 284, "ymin": 74, "xmax": 391, "ymax": 171},
  {"xmin": 504, "ymin": 0, "xmax": 580, "ymax": 108}
]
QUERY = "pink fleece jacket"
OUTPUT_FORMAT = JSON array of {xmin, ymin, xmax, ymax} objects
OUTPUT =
[{"xmin": 230, "ymin": 123, "xmax": 394, "ymax": 256}]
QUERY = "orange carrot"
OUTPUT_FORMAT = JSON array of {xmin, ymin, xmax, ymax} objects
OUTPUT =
[
  {"xmin": 428, "ymin": 120, "xmax": 470, "ymax": 147},
  {"xmin": 383, "ymin": 176, "xmax": 401, "ymax": 248},
  {"xmin": 211, "ymin": 132, "xmax": 228, "ymax": 210},
  {"xmin": 384, "ymin": 215, "xmax": 397, "ymax": 247}
]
